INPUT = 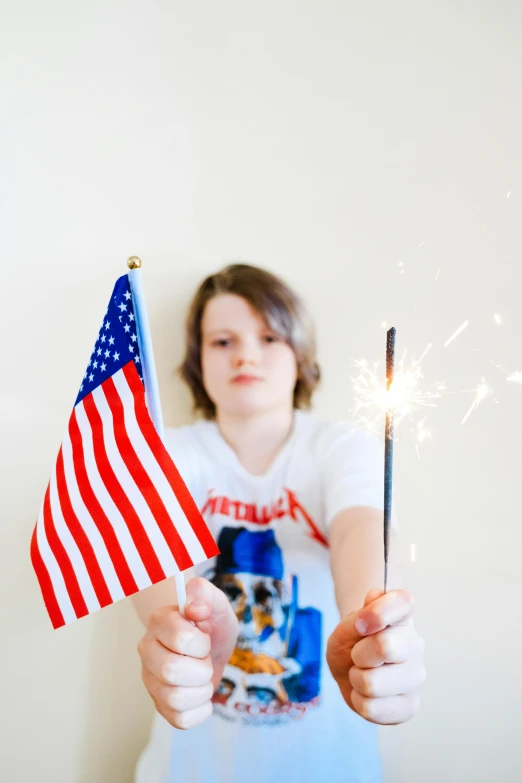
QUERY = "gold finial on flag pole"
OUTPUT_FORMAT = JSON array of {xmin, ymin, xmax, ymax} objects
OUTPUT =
[{"xmin": 127, "ymin": 256, "xmax": 142, "ymax": 269}]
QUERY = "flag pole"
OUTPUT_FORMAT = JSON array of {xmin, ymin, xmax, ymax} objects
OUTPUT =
[{"xmin": 127, "ymin": 257, "xmax": 187, "ymax": 613}]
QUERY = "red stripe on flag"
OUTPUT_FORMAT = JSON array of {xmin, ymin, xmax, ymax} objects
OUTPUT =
[
  {"xmin": 30, "ymin": 524, "xmax": 65, "ymax": 629},
  {"xmin": 82, "ymin": 393, "xmax": 166, "ymax": 583},
  {"xmin": 123, "ymin": 362, "xmax": 219, "ymax": 560},
  {"xmin": 42, "ymin": 484, "xmax": 88, "ymax": 620},
  {"xmin": 102, "ymin": 374, "xmax": 193, "ymax": 571},
  {"xmin": 69, "ymin": 411, "xmax": 139, "ymax": 596},
  {"xmin": 56, "ymin": 449, "xmax": 113, "ymax": 608}
]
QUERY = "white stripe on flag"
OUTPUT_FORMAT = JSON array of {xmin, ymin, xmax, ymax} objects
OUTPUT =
[
  {"xmin": 92, "ymin": 385, "xmax": 180, "ymax": 577},
  {"xmin": 74, "ymin": 400, "xmax": 152, "ymax": 591},
  {"xmin": 112, "ymin": 369, "xmax": 207, "ymax": 565},
  {"xmin": 49, "ymin": 468, "xmax": 101, "ymax": 614},
  {"xmin": 35, "ymin": 506, "xmax": 77, "ymax": 625},
  {"xmin": 62, "ymin": 428, "xmax": 125, "ymax": 602}
]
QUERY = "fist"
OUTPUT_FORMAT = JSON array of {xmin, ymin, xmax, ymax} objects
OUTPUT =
[
  {"xmin": 137, "ymin": 577, "xmax": 238, "ymax": 730},
  {"xmin": 326, "ymin": 589, "xmax": 425, "ymax": 725}
]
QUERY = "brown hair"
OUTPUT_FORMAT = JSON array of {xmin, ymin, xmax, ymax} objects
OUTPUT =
[{"xmin": 179, "ymin": 263, "xmax": 321, "ymax": 419}]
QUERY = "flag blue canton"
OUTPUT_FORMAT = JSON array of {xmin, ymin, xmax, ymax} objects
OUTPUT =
[{"xmin": 75, "ymin": 274, "xmax": 143, "ymax": 406}]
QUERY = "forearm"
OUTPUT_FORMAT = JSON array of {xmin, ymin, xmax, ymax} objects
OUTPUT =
[{"xmin": 329, "ymin": 507, "xmax": 399, "ymax": 617}]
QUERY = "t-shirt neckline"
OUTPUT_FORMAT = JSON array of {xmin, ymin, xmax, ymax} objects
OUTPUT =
[{"xmin": 204, "ymin": 410, "xmax": 304, "ymax": 482}]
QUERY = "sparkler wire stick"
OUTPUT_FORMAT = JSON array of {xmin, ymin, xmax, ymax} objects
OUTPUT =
[{"xmin": 384, "ymin": 327, "xmax": 396, "ymax": 593}]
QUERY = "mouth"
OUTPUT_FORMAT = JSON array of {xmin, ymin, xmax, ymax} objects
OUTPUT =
[{"xmin": 231, "ymin": 374, "xmax": 263, "ymax": 385}]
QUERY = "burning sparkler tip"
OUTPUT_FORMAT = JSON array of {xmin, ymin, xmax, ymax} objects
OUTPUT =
[{"xmin": 351, "ymin": 343, "xmax": 438, "ymax": 438}]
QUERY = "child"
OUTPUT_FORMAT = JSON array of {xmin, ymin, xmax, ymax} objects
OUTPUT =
[{"xmin": 133, "ymin": 264, "xmax": 425, "ymax": 783}]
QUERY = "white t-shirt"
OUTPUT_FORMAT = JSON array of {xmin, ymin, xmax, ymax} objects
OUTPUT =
[{"xmin": 136, "ymin": 410, "xmax": 387, "ymax": 783}]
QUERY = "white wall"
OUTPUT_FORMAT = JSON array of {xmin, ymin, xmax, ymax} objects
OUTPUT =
[{"xmin": 2, "ymin": 1, "xmax": 521, "ymax": 781}]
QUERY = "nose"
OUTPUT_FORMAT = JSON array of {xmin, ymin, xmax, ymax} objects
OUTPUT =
[{"xmin": 233, "ymin": 337, "xmax": 261, "ymax": 368}]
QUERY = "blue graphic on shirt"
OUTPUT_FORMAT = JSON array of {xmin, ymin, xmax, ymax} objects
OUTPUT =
[{"xmin": 208, "ymin": 527, "xmax": 322, "ymax": 725}]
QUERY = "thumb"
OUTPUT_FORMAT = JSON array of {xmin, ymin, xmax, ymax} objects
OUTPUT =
[
  {"xmin": 335, "ymin": 589, "xmax": 383, "ymax": 645},
  {"xmin": 184, "ymin": 576, "xmax": 238, "ymax": 655},
  {"xmin": 363, "ymin": 588, "xmax": 384, "ymax": 608},
  {"xmin": 327, "ymin": 589, "xmax": 383, "ymax": 677}
]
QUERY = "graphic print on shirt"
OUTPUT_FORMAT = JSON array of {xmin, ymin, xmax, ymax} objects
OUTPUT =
[
  {"xmin": 201, "ymin": 488, "xmax": 329, "ymax": 547},
  {"xmin": 207, "ymin": 525, "xmax": 323, "ymax": 726}
]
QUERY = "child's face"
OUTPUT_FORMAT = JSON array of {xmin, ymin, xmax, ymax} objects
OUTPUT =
[{"xmin": 200, "ymin": 293, "xmax": 297, "ymax": 418}]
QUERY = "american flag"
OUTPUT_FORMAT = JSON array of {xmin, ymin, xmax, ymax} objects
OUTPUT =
[{"xmin": 31, "ymin": 274, "xmax": 218, "ymax": 629}]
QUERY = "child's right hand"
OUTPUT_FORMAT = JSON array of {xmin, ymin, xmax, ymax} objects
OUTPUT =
[{"xmin": 137, "ymin": 576, "xmax": 238, "ymax": 730}]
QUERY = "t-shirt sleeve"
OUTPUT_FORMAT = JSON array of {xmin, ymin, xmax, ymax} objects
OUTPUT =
[{"xmin": 320, "ymin": 421, "xmax": 396, "ymax": 530}]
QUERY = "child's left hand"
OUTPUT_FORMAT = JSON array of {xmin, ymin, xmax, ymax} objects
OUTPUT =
[{"xmin": 326, "ymin": 589, "xmax": 425, "ymax": 724}]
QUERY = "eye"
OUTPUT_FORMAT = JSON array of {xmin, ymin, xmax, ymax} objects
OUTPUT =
[
  {"xmin": 212, "ymin": 338, "xmax": 231, "ymax": 347},
  {"xmin": 263, "ymin": 334, "xmax": 280, "ymax": 344},
  {"xmin": 254, "ymin": 585, "xmax": 273, "ymax": 607},
  {"xmin": 223, "ymin": 585, "xmax": 243, "ymax": 602}
]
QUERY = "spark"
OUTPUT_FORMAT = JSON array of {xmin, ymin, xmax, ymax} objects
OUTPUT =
[
  {"xmin": 380, "ymin": 321, "xmax": 387, "ymax": 328},
  {"xmin": 444, "ymin": 320, "xmax": 469, "ymax": 348},
  {"xmin": 490, "ymin": 361, "xmax": 522, "ymax": 384},
  {"xmin": 493, "ymin": 314, "xmax": 502, "ymax": 325},
  {"xmin": 416, "ymin": 417, "xmax": 432, "ymax": 443},
  {"xmin": 410, "ymin": 544, "xmax": 417, "ymax": 563},
  {"xmin": 461, "ymin": 381, "xmax": 491, "ymax": 424},
  {"xmin": 489, "ymin": 359, "xmax": 508, "ymax": 375},
  {"xmin": 435, "ymin": 266, "xmax": 441, "ymax": 281},
  {"xmin": 349, "ymin": 343, "xmax": 440, "ymax": 436},
  {"xmin": 413, "ymin": 417, "xmax": 432, "ymax": 459},
  {"xmin": 398, "ymin": 262, "xmax": 405, "ymax": 275},
  {"xmin": 506, "ymin": 191, "xmax": 511, "ymax": 198}
]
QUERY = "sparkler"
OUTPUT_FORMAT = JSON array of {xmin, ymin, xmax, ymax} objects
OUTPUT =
[
  {"xmin": 383, "ymin": 327, "xmax": 396, "ymax": 593},
  {"xmin": 349, "ymin": 333, "xmax": 442, "ymax": 591},
  {"xmin": 349, "ymin": 342, "xmax": 439, "ymax": 437}
]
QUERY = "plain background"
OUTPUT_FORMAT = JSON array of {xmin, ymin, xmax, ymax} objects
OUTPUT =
[{"xmin": 2, "ymin": 1, "xmax": 521, "ymax": 781}]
